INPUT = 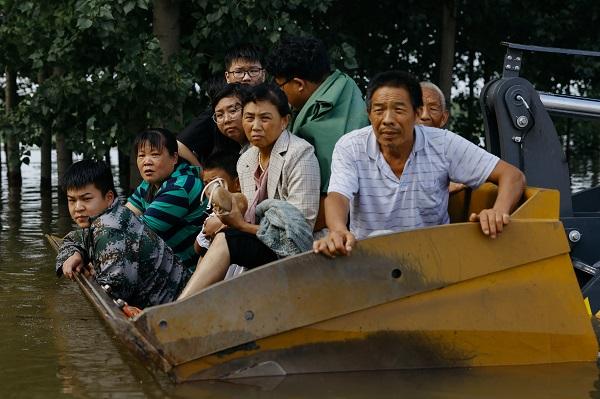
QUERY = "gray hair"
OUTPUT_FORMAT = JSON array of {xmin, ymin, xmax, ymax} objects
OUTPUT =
[{"xmin": 420, "ymin": 81, "xmax": 446, "ymax": 110}]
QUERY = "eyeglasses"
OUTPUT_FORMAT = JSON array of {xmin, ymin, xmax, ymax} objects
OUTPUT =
[
  {"xmin": 226, "ymin": 68, "xmax": 264, "ymax": 79},
  {"xmin": 212, "ymin": 105, "xmax": 242, "ymax": 124},
  {"xmin": 276, "ymin": 78, "xmax": 293, "ymax": 88}
]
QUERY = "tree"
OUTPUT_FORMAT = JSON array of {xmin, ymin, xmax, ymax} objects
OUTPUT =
[
  {"xmin": 153, "ymin": 0, "xmax": 180, "ymax": 63},
  {"xmin": 3, "ymin": 66, "xmax": 20, "ymax": 187},
  {"xmin": 439, "ymin": 0, "xmax": 456, "ymax": 102}
]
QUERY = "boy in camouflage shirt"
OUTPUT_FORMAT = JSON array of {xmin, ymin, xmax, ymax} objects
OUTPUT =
[{"xmin": 56, "ymin": 160, "xmax": 191, "ymax": 308}]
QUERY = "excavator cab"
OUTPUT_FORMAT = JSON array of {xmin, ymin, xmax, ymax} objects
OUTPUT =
[{"xmin": 479, "ymin": 42, "xmax": 600, "ymax": 311}]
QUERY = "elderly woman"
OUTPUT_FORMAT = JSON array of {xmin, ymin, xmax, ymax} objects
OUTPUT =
[
  {"xmin": 126, "ymin": 128, "xmax": 206, "ymax": 270},
  {"xmin": 179, "ymin": 83, "xmax": 320, "ymax": 299}
]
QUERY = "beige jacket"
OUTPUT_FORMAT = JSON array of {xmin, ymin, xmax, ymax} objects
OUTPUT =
[{"xmin": 238, "ymin": 130, "xmax": 320, "ymax": 229}]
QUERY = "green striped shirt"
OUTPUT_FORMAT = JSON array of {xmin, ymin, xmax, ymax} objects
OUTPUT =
[{"xmin": 128, "ymin": 162, "xmax": 207, "ymax": 269}]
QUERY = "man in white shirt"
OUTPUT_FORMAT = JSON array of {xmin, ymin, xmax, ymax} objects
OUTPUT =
[{"xmin": 313, "ymin": 70, "xmax": 526, "ymax": 257}]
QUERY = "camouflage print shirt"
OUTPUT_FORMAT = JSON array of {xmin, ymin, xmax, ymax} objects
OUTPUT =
[{"xmin": 55, "ymin": 200, "xmax": 191, "ymax": 308}]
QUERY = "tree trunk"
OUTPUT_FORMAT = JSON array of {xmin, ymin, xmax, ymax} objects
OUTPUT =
[
  {"xmin": 4, "ymin": 67, "xmax": 22, "ymax": 188},
  {"xmin": 118, "ymin": 147, "xmax": 131, "ymax": 196},
  {"xmin": 40, "ymin": 125, "xmax": 52, "ymax": 190},
  {"xmin": 55, "ymin": 131, "xmax": 72, "ymax": 217},
  {"xmin": 52, "ymin": 66, "xmax": 72, "ymax": 216},
  {"xmin": 438, "ymin": 0, "xmax": 457, "ymax": 105},
  {"xmin": 153, "ymin": 0, "xmax": 181, "ymax": 63},
  {"xmin": 55, "ymin": 133, "xmax": 72, "ymax": 183},
  {"xmin": 467, "ymin": 50, "xmax": 475, "ymax": 142},
  {"xmin": 38, "ymin": 70, "xmax": 52, "ymax": 191},
  {"xmin": 129, "ymin": 145, "xmax": 142, "ymax": 195}
]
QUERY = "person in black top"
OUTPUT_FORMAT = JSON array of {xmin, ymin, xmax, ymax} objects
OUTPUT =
[{"xmin": 177, "ymin": 43, "xmax": 266, "ymax": 166}]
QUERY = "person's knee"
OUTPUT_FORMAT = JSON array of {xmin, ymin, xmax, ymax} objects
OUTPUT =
[
  {"xmin": 213, "ymin": 231, "xmax": 227, "ymax": 246},
  {"xmin": 208, "ymin": 232, "xmax": 231, "ymax": 262}
]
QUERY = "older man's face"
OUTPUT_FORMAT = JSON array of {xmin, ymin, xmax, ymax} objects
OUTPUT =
[
  {"xmin": 418, "ymin": 87, "xmax": 448, "ymax": 128},
  {"xmin": 369, "ymin": 86, "xmax": 420, "ymax": 151}
]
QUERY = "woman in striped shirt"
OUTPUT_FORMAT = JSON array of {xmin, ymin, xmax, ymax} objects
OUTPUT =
[{"xmin": 126, "ymin": 128, "xmax": 207, "ymax": 270}]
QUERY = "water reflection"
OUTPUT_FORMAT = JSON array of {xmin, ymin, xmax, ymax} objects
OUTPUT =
[
  {"xmin": 172, "ymin": 363, "xmax": 600, "ymax": 399},
  {"xmin": 572, "ymin": 155, "xmax": 600, "ymax": 193},
  {"xmin": 7, "ymin": 186, "xmax": 21, "ymax": 234},
  {"xmin": 40, "ymin": 186, "xmax": 53, "ymax": 235}
]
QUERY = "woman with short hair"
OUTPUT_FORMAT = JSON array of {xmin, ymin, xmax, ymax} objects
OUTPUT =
[
  {"xmin": 126, "ymin": 128, "xmax": 206, "ymax": 270},
  {"xmin": 178, "ymin": 83, "xmax": 320, "ymax": 299}
]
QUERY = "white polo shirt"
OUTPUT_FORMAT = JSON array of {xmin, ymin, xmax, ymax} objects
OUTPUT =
[{"xmin": 328, "ymin": 125, "xmax": 499, "ymax": 239}]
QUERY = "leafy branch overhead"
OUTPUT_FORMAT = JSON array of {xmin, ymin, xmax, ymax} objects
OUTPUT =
[{"xmin": 0, "ymin": 0, "xmax": 598, "ymax": 164}]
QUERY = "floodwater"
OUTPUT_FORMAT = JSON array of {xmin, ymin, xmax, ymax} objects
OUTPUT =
[{"xmin": 1, "ymin": 147, "xmax": 600, "ymax": 399}]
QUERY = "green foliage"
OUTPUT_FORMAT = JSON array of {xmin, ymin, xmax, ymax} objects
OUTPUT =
[
  {"xmin": 0, "ymin": 0, "xmax": 334, "ymax": 164},
  {"xmin": 0, "ymin": 0, "xmax": 191, "ymax": 161},
  {"xmin": 182, "ymin": 0, "xmax": 333, "ymax": 74},
  {"xmin": 1, "ymin": 0, "xmax": 599, "ymax": 172}
]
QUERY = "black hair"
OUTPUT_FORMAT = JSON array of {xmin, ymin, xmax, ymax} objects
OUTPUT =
[
  {"xmin": 224, "ymin": 43, "xmax": 264, "ymax": 71},
  {"xmin": 61, "ymin": 159, "xmax": 116, "ymax": 196},
  {"xmin": 266, "ymin": 36, "xmax": 331, "ymax": 83},
  {"xmin": 204, "ymin": 150, "xmax": 240, "ymax": 179},
  {"xmin": 204, "ymin": 76, "xmax": 226, "ymax": 103},
  {"xmin": 366, "ymin": 70, "xmax": 423, "ymax": 111},
  {"xmin": 133, "ymin": 128, "xmax": 178, "ymax": 156},
  {"xmin": 211, "ymin": 83, "xmax": 248, "ymax": 111},
  {"xmin": 242, "ymin": 83, "xmax": 291, "ymax": 117}
]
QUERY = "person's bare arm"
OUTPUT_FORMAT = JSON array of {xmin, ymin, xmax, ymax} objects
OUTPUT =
[
  {"xmin": 313, "ymin": 192, "xmax": 356, "ymax": 257},
  {"xmin": 177, "ymin": 140, "xmax": 201, "ymax": 167},
  {"xmin": 469, "ymin": 160, "xmax": 526, "ymax": 238},
  {"xmin": 125, "ymin": 202, "xmax": 142, "ymax": 216},
  {"xmin": 314, "ymin": 195, "xmax": 327, "ymax": 231},
  {"xmin": 218, "ymin": 198, "xmax": 259, "ymax": 235},
  {"xmin": 193, "ymin": 240, "xmax": 202, "ymax": 255}
]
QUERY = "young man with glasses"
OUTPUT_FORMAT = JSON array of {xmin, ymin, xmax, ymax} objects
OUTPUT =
[{"xmin": 177, "ymin": 43, "xmax": 265, "ymax": 166}]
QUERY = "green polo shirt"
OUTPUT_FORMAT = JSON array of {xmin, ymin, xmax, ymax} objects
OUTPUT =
[{"xmin": 291, "ymin": 69, "xmax": 369, "ymax": 193}]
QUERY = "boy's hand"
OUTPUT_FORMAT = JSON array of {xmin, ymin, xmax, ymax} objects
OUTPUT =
[
  {"xmin": 62, "ymin": 252, "xmax": 84, "ymax": 280},
  {"xmin": 218, "ymin": 199, "xmax": 245, "ymax": 230},
  {"xmin": 203, "ymin": 215, "xmax": 225, "ymax": 238},
  {"xmin": 82, "ymin": 262, "xmax": 95, "ymax": 277}
]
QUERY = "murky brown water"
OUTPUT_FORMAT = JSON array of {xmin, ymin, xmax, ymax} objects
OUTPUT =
[{"xmin": 1, "ymin": 148, "xmax": 600, "ymax": 398}]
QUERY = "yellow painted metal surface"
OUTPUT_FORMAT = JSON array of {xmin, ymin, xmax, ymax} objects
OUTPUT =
[
  {"xmin": 136, "ymin": 219, "xmax": 573, "ymax": 367},
  {"xmin": 512, "ymin": 187, "xmax": 560, "ymax": 220},
  {"xmin": 449, "ymin": 184, "xmax": 560, "ymax": 223},
  {"xmin": 448, "ymin": 183, "xmax": 560, "ymax": 223},
  {"xmin": 171, "ymin": 251, "xmax": 597, "ymax": 381}
]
